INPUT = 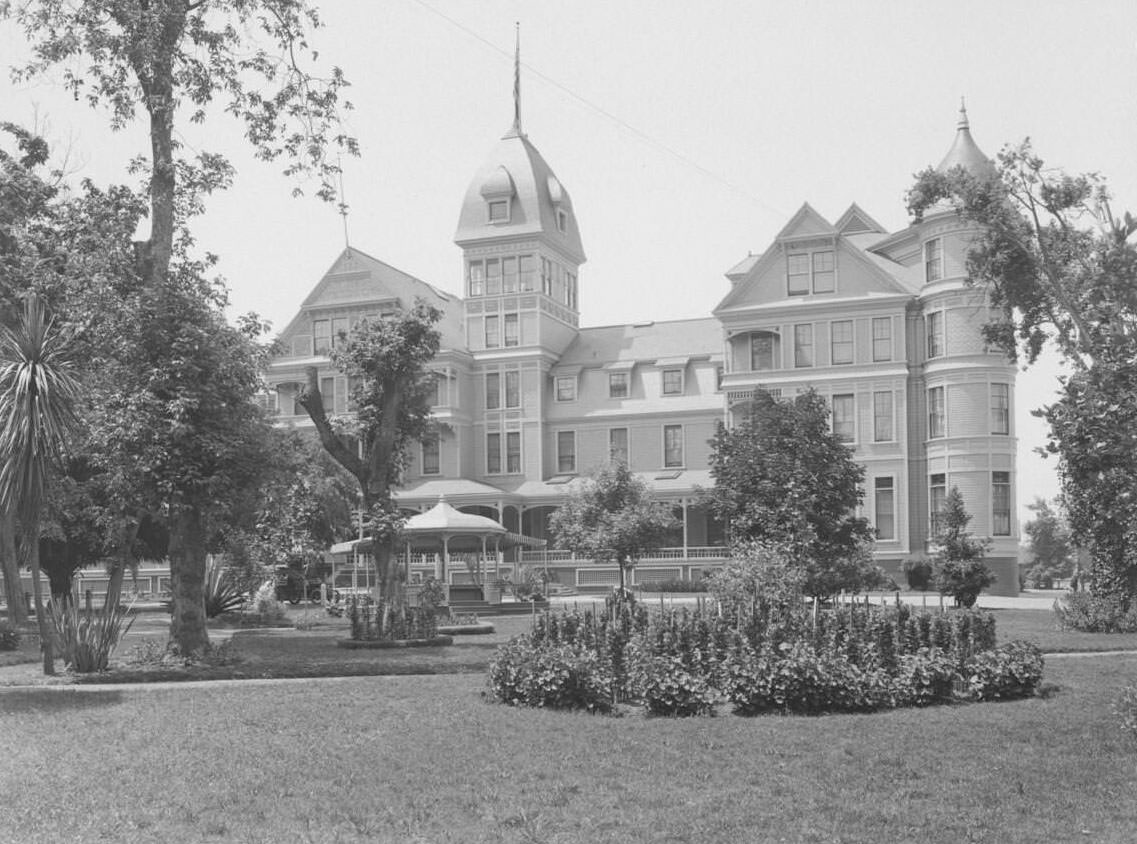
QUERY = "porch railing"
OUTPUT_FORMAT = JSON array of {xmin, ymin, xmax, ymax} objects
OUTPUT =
[{"xmin": 519, "ymin": 546, "xmax": 728, "ymax": 565}]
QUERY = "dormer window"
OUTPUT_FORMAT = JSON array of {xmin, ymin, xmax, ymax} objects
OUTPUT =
[
  {"xmin": 787, "ymin": 250, "xmax": 835, "ymax": 295},
  {"xmin": 556, "ymin": 209, "xmax": 568, "ymax": 233},
  {"xmin": 488, "ymin": 199, "xmax": 510, "ymax": 223}
]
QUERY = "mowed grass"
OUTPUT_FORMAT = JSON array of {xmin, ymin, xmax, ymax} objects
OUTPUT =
[
  {"xmin": 991, "ymin": 608, "xmax": 1137, "ymax": 652},
  {"xmin": 0, "ymin": 655, "xmax": 1135, "ymax": 844}
]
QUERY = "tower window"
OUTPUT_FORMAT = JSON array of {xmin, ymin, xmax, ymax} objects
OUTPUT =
[
  {"xmin": 488, "ymin": 199, "xmax": 510, "ymax": 223},
  {"xmin": 925, "ymin": 238, "xmax": 943, "ymax": 282},
  {"xmin": 929, "ymin": 474, "xmax": 947, "ymax": 536},
  {"xmin": 927, "ymin": 311, "xmax": 944, "ymax": 358},
  {"xmin": 928, "ymin": 386, "xmax": 945, "ymax": 438},
  {"xmin": 991, "ymin": 384, "xmax": 1010, "ymax": 434},
  {"xmin": 556, "ymin": 209, "xmax": 568, "ymax": 233},
  {"xmin": 504, "ymin": 313, "xmax": 519, "ymax": 347},
  {"xmin": 992, "ymin": 472, "xmax": 1012, "ymax": 535}
]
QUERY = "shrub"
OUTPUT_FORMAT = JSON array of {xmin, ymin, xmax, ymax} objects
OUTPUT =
[
  {"xmin": 638, "ymin": 579, "xmax": 709, "ymax": 593},
  {"xmin": 245, "ymin": 581, "xmax": 287, "ymax": 623},
  {"xmin": 893, "ymin": 649, "xmax": 957, "ymax": 707},
  {"xmin": 723, "ymin": 643, "xmax": 891, "ymax": 716},
  {"xmin": 901, "ymin": 558, "xmax": 934, "ymax": 591},
  {"xmin": 349, "ymin": 599, "xmax": 439, "ymax": 641},
  {"xmin": 486, "ymin": 638, "xmax": 613, "ymax": 713},
  {"xmin": 1054, "ymin": 591, "xmax": 1137, "ymax": 633},
  {"xmin": 1025, "ymin": 564, "xmax": 1056, "ymax": 590},
  {"xmin": 50, "ymin": 601, "xmax": 135, "ymax": 673},
  {"xmin": 1114, "ymin": 684, "xmax": 1137, "ymax": 741},
  {"xmin": 631, "ymin": 653, "xmax": 717, "ymax": 717},
  {"xmin": 935, "ymin": 559, "xmax": 996, "ymax": 608},
  {"xmin": 963, "ymin": 641, "xmax": 1044, "ymax": 701},
  {"xmin": 0, "ymin": 622, "xmax": 20, "ymax": 651}
]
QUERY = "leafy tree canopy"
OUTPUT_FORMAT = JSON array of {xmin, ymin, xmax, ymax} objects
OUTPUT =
[
  {"xmin": 705, "ymin": 389, "xmax": 878, "ymax": 596},
  {"xmin": 547, "ymin": 461, "xmax": 679, "ymax": 593}
]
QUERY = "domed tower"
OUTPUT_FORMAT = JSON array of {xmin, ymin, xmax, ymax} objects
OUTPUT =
[
  {"xmin": 913, "ymin": 102, "xmax": 1018, "ymax": 589},
  {"xmin": 453, "ymin": 40, "xmax": 586, "ymax": 486}
]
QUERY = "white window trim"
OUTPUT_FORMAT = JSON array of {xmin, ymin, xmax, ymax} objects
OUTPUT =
[
  {"xmin": 872, "ymin": 390, "xmax": 894, "ymax": 443},
  {"xmin": 926, "ymin": 310, "xmax": 945, "ymax": 359},
  {"xmin": 608, "ymin": 371, "xmax": 630, "ymax": 399},
  {"xmin": 873, "ymin": 475, "xmax": 897, "ymax": 541},
  {"xmin": 991, "ymin": 383, "xmax": 1011, "ymax": 435},
  {"xmin": 831, "ymin": 393, "xmax": 857, "ymax": 444},
  {"xmin": 662, "ymin": 423, "xmax": 685, "ymax": 469},
  {"xmin": 421, "ymin": 436, "xmax": 441, "ymax": 476},
  {"xmin": 486, "ymin": 432, "xmax": 502, "ymax": 475},
  {"xmin": 928, "ymin": 385, "xmax": 947, "ymax": 439},
  {"xmin": 487, "ymin": 198, "xmax": 511, "ymax": 224},
  {"xmin": 505, "ymin": 431, "xmax": 522, "ymax": 475},
  {"xmin": 557, "ymin": 430, "xmax": 577, "ymax": 474},
  {"xmin": 661, "ymin": 368, "xmax": 684, "ymax": 397},
  {"xmin": 608, "ymin": 427, "xmax": 629, "ymax": 464},
  {"xmin": 871, "ymin": 316, "xmax": 892, "ymax": 363},
  {"xmin": 925, "ymin": 237, "xmax": 944, "ymax": 283},
  {"xmin": 991, "ymin": 471, "xmax": 1013, "ymax": 537},
  {"xmin": 554, "ymin": 375, "xmax": 577, "ymax": 403},
  {"xmin": 830, "ymin": 320, "xmax": 855, "ymax": 366}
]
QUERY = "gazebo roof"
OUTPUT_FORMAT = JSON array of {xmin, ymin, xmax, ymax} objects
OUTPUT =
[{"xmin": 402, "ymin": 496, "xmax": 507, "ymax": 537}]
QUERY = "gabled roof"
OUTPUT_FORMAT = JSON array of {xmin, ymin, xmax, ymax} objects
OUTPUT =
[
  {"xmin": 835, "ymin": 203, "xmax": 888, "ymax": 236},
  {"xmin": 774, "ymin": 202, "xmax": 838, "ymax": 241}
]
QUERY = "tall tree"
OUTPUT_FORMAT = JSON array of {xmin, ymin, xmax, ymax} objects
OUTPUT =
[
  {"xmin": 547, "ymin": 461, "xmax": 679, "ymax": 594},
  {"xmin": 1023, "ymin": 497, "xmax": 1075, "ymax": 579},
  {"xmin": 931, "ymin": 487, "xmax": 995, "ymax": 608},
  {"xmin": 0, "ymin": 292, "xmax": 83, "ymax": 673},
  {"xmin": 7, "ymin": 1, "xmax": 356, "ymax": 646},
  {"xmin": 705, "ymin": 389, "xmax": 878, "ymax": 596},
  {"xmin": 299, "ymin": 301, "xmax": 442, "ymax": 600},
  {"xmin": 908, "ymin": 141, "xmax": 1137, "ymax": 606}
]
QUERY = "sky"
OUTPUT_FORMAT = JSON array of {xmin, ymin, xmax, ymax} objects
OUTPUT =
[{"xmin": 3, "ymin": 0, "xmax": 1136, "ymax": 528}]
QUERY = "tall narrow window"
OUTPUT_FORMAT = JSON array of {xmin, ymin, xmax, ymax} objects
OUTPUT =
[
  {"xmin": 468, "ymin": 260, "xmax": 485, "ymax": 296},
  {"xmin": 487, "ymin": 433, "xmax": 502, "ymax": 474},
  {"xmin": 812, "ymin": 250, "xmax": 835, "ymax": 293},
  {"xmin": 750, "ymin": 331, "xmax": 779, "ymax": 371},
  {"xmin": 929, "ymin": 474, "xmax": 947, "ymax": 536},
  {"xmin": 874, "ymin": 477, "xmax": 895, "ymax": 540},
  {"xmin": 925, "ymin": 238, "xmax": 943, "ymax": 282},
  {"xmin": 928, "ymin": 386, "xmax": 945, "ymax": 438},
  {"xmin": 992, "ymin": 472, "xmax": 1012, "ymax": 535},
  {"xmin": 557, "ymin": 431, "xmax": 576, "ymax": 473},
  {"xmin": 504, "ymin": 313, "xmax": 519, "ymax": 347},
  {"xmin": 331, "ymin": 317, "xmax": 349, "ymax": 349},
  {"xmin": 486, "ymin": 258, "xmax": 502, "ymax": 295},
  {"xmin": 873, "ymin": 391, "xmax": 893, "ymax": 442},
  {"xmin": 663, "ymin": 425, "xmax": 684, "ymax": 468},
  {"xmin": 662, "ymin": 369, "xmax": 683, "ymax": 396},
  {"xmin": 502, "ymin": 257, "xmax": 518, "ymax": 293},
  {"xmin": 609, "ymin": 372, "xmax": 629, "ymax": 398},
  {"xmin": 927, "ymin": 311, "xmax": 944, "ymax": 358},
  {"xmin": 485, "ymin": 373, "xmax": 500, "ymax": 410},
  {"xmin": 422, "ymin": 435, "xmax": 440, "ymax": 475},
  {"xmin": 505, "ymin": 370, "xmax": 520, "ymax": 408},
  {"xmin": 484, "ymin": 315, "xmax": 500, "ymax": 349},
  {"xmin": 555, "ymin": 376, "xmax": 576, "ymax": 402},
  {"xmin": 991, "ymin": 384, "xmax": 1010, "ymax": 434},
  {"xmin": 541, "ymin": 257, "xmax": 553, "ymax": 296},
  {"xmin": 506, "ymin": 432, "xmax": 522, "ymax": 474},
  {"xmin": 313, "ymin": 319, "xmax": 331, "ymax": 355},
  {"xmin": 519, "ymin": 255, "xmax": 537, "ymax": 291},
  {"xmin": 787, "ymin": 253, "xmax": 810, "ymax": 295},
  {"xmin": 832, "ymin": 394, "xmax": 855, "ymax": 442},
  {"xmin": 609, "ymin": 428, "xmax": 629, "ymax": 464},
  {"xmin": 320, "ymin": 377, "xmax": 336, "ymax": 411},
  {"xmin": 872, "ymin": 317, "xmax": 892, "ymax": 362},
  {"xmin": 831, "ymin": 320, "xmax": 854, "ymax": 365},
  {"xmin": 426, "ymin": 373, "xmax": 440, "ymax": 407},
  {"xmin": 794, "ymin": 324, "xmax": 814, "ymax": 368}
]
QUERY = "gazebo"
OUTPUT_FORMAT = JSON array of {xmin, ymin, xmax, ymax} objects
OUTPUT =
[{"xmin": 330, "ymin": 495, "xmax": 545, "ymax": 599}]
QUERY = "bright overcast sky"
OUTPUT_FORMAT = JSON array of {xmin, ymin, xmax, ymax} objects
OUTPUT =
[{"xmin": 3, "ymin": 0, "xmax": 1136, "ymax": 526}]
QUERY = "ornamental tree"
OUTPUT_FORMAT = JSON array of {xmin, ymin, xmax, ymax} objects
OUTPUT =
[
  {"xmin": 908, "ymin": 141, "xmax": 1137, "ymax": 606},
  {"xmin": 705, "ymin": 388, "xmax": 879, "ymax": 597},
  {"xmin": 299, "ymin": 301, "xmax": 442, "ymax": 601},
  {"xmin": 1023, "ymin": 497, "xmax": 1075, "ymax": 585},
  {"xmin": 547, "ymin": 461, "xmax": 679, "ymax": 594},
  {"xmin": 931, "ymin": 487, "xmax": 995, "ymax": 608}
]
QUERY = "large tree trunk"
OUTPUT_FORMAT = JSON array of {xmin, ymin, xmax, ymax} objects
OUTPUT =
[
  {"xmin": 0, "ymin": 508, "xmax": 28, "ymax": 626},
  {"xmin": 26, "ymin": 531, "xmax": 53, "ymax": 675},
  {"xmin": 104, "ymin": 520, "xmax": 142, "ymax": 613},
  {"xmin": 168, "ymin": 503, "xmax": 209, "ymax": 654}
]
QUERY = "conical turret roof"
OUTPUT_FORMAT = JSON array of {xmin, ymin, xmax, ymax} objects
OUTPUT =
[{"xmin": 937, "ymin": 100, "xmax": 996, "ymax": 178}]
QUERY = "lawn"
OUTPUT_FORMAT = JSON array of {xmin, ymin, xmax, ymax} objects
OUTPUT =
[{"xmin": 0, "ymin": 654, "xmax": 1135, "ymax": 843}]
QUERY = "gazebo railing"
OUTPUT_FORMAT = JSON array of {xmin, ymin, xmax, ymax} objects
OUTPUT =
[{"xmin": 519, "ymin": 546, "xmax": 728, "ymax": 565}]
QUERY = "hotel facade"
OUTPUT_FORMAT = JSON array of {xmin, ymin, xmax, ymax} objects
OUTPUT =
[{"xmin": 264, "ymin": 103, "xmax": 1019, "ymax": 596}]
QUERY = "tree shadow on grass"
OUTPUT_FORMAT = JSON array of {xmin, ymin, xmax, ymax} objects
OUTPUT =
[{"xmin": 0, "ymin": 688, "xmax": 125, "ymax": 713}]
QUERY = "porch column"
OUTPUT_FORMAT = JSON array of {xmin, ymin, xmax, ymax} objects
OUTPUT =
[{"xmin": 682, "ymin": 497, "xmax": 690, "ymax": 558}]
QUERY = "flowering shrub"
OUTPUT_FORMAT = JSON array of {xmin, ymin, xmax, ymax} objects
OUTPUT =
[
  {"xmin": 893, "ymin": 649, "xmax": 957, "ymax": 707},
  {"xmin": 486, "ymin": 638, "xmax": 613, "ymax": 713},
  {"xmin": 0, "ymin": 622, "xmax": 20, "ymax": 651},
  {"xmin": 631, "ymin": 653, "xmax": 717, "ymax": 717},
  {"xmin": 1114, "ymin": 684, "xmax": 1137, "ymax": 740},
  {"xmin": 1054, "ymin": 591, "xmax": 1137, "ymax": 633},
  {"xmin": 963, "ymin": 641, "xmax": 1044, "ymax": 701}
]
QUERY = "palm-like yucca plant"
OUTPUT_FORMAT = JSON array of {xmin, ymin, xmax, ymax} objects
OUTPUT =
[
  {"xmin": 204, "ymin": 555, "xmax": 247, "ymax": 618},
  {"xmin": 0, "ymin": 292, "xmax": 83, "ymax": 675}
]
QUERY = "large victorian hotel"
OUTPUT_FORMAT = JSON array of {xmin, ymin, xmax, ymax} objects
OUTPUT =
[{"xmin": 264, "ymin": 92, "xmax": 1019, "ymax": 596}]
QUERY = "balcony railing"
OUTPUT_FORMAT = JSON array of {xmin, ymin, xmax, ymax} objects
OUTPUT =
[{"xmin": 519, "ymin": 546, "xmax": 728, "ymax": 565}]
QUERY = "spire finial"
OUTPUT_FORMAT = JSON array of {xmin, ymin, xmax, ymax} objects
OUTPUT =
[
  {"xmin": 958, "ymin": 96, "xmax": 969, "ymax": 130},
  {"xmin": 510, "ymin": 22, "xmax": 522, "ymax": 137}
]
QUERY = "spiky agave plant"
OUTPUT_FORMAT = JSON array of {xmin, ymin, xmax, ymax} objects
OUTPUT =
[{"xmin": 0, "ymin": 292, "xmax": 84, "ymax": 675}]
